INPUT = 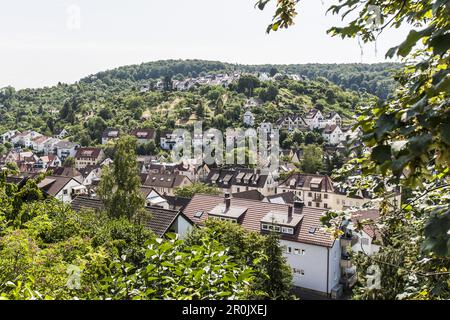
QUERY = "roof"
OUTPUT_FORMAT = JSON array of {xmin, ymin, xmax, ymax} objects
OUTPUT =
[
  {"xmin": 71, "ymin": 196, "xmax": 105, "ymax": 212},
  {"xmin": 164, "ymin": 195, "xmax": 191, "ymax": 210},
  {"xmin": 54, "ymin": 140, "xmax": 79, "ymax": 149},
  {"xmin": 265, "ymin": 191, "xmax": 295, "ymax": 205},
  {"xmin": 130, "ymin": 128, "xmax": 156, "ymax": 140},
  {"xmin": 102, "ymin": 128, "xmax": 120, "ymax": 139},
  {"xmin": 71, "ymin": 198, "xmax": 192, "ymax": 237},
  {"xmin": 75, "ymin": 148, "xmax": 103, "ymax": 159},
  {"xmin": 232, "ymin": 189, "xmax": 265, "ymax": 201},
  {"xmin": 37, "ymin": 175, "xmax": 78, "ymax": 196},
  {"xmin": 144, "ymin": 206, "xmax": 192, "ymax": 237},
  {"xmin": 183, "ymin": 194, "xmax": 335, "ymax": 247},
  {"xmin": 205, "ymin": 168, "xmax": 269, "ymax": 189},
  {"xmin": 323, "ymin": 124, "xmax": 339, "ymax": 134},
  {"xmin": 143, "ymin": 173, "xmax": 190, "ymax": 189},
  {"xmin": 47, "ymin": 166, "xmax": 82, "ymax": 178},
  {"xmin": 278, "ymin": 173, "xmax": 334, "ymax": 192}
]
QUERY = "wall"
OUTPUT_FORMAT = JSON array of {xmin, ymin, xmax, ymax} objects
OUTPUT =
[{"xmin": 281, "ymin": 239, "xmax": 330, "ymax": 294}]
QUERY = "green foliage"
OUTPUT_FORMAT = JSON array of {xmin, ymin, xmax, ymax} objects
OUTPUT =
[
  {"xmin": 186, "ymin": 219, "xmax": 293, "ymax": 299},
  {"xmin": 98, "ymin": 135, "xmax": 146, "ymax": 221},
  {"xmin": 300, "ymin": 144, "xmax": 324, "ymax": 174},
  {"xmin": 174, "ymin": 182, "xmax": 220, "ymax": 198},
  {"xmin": 0, "ymin": 170, "xmax": 260, "ymax": 300}
]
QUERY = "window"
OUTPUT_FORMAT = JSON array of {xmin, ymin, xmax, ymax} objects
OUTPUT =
[
  {"xmin": 324, "ymin": 203, "xmax": 328, "ymax": 209},
  {"xmin": 287, "ymin": 247, "xmax": 292, "ymax": 254},
  {"xmin": 273, "ymin": 225, "xmax": 280, "ymax": 232},
  {"xmin": 301, "ymin": 249, "xmax": 306, "ymax": 255},
  {"xmin": 282, "ymin": 227, "xmax": 294, "ymax": 234},
  {"xmin": 324, "ymin": 194, "xmax": 328, "ymax": 199},
  {"xmin": 236, "ymin": 187, "xmax": 240, "ymax": 192},
  {"xmin": 308, "ymin": 202, "xmax": 312, "ymax": 207},
  {"xmin": 309, "ymin": 227, "xmax": 316, "ymax": 234},
  {"xmin": 63, "ymin": 189, "xmax": 68, "ymax": 195},
  {"xmin": 308, "ymin": 192, "xmax": 312, "ymax": 197},
  {"xmin": 261, "ymin": 224, "xmax": 269, "ymax": 230},
  {"xmin": 294, "ymin": 248, "xmax": 300, "ymax": 255},
  {"xmin": 194, "ymin": 211, "xmax": 204, "ymax": 218},
  {"xmin": 315, "ymin": 202, "xmax": 320, "ymax": 208}
]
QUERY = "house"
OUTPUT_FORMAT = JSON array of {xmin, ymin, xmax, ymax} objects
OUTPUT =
[
  {"xmin": 1, "ymin": 130, "xmax": 19, "ymax": 144},
  {"xmin": 130, "ymin": 128, "xmax": 156, "ymax": 145},
  {"xmin": 42, "ymin": 138, "xmax": 62, "ymax": 155},
  {"xmin": 54, "ymin": 128, "xmax": 69, "ymax": 139},
  {"xmin": 183, "ymin": 194, "xmax": 342, "ymax": 296},
  {"xmin": 304, "ymin": 109, "xmax": 324, "ymax": 130},
  {"xmin": 79, "ymin": 165, "xmax": 103, "ymax": 186},
  {"xmin": 160, "ymin": 131, "xmax": 184, "ymax": 150},
  {"xmin": 322, "ymin": 125, "xmax": 344, "ymax": 145},
  {"xmin": 11, "ymin": 131, "xmax": 42, "ymax": 147},
  {"xmin": 31, "ymin": 135, "xmax": 52, "ymax": 153},
  {"xmin": 243, "ymin": 111, "xmax": 255, "ymax": 126},
  {"xmin": 37, "ymin": 175, "xmax": 86, "ymax": 203},
  {"xmin": 319, "ymin": 112, "xmax": 342, "ymax": 128},
  {"xmin": 34, "ymin": 155, "xmax": 61, "ymax": 170},
  {"xmin": 71, "ymin": 196, "xmax": 193, "ymax": 238},
  {"xmin": 277, "ymin": 173, "xmax": 377, "ymax": 211},
  {"xmin": 74, "ymin": 148, "xmax": 105, "ymax": 170},
  {"xmin": 142, "ymin": 173, "xmax": 192, "ymax": 196},
  {"xmin": 101, "ymin": 128, "xmax": 120, "ymax": 145},
  {"xmin": 275, "ymin": 115, "xmax": 308, "ymax": 132},
  {"xmin": 204, "ymin": 168, "xmax": 276, "ymax": 196},
  {"xmin": 140, "ymin": 186, "xmax": 170, "ymax": 209},
  {"xmin": 54, "ymin": 140, "xmax": 80, "ymax": 161}
]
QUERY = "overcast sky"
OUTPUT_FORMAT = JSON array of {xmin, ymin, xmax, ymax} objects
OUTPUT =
[{"xmin": 0, "ymin": 0, "xmax": 410, "ymax": 89}]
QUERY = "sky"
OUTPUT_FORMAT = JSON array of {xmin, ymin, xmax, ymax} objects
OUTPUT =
[{"xmin": 0, "ymin": 0, "xmax": 410, "ymax": 89}]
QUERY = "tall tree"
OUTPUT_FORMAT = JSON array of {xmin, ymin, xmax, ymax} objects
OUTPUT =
[{"xmin": 98, "ymin": 135, "xmax": 146, "ymax": 221}]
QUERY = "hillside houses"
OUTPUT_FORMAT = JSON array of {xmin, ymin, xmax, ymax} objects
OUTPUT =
[{"xmin": 142, "ymin": 172, "xmax": 192, "ymax": 196}]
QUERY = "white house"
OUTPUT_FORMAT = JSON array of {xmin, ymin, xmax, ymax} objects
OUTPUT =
[
  {"xmin": 54, "ymin": 141, "xmax": 80, "ymax": 161},
  {"xmin": 1, "ymin": 130, "xmax": 19, "ymax": 144},
  {"xmin": 37, "ymin": 175, "xmax": 86, "ymax": 203},
  {"xmin": 11, "ymin": 131, "xmax": 42, "ymax": 148},
  {"xmin": 183, "ymin": 194, "xmax": 343, "ymax": 297},
  {"xmin": 322, "ymin": 125, "xmax": 344, "ymax": 145},
  {"xmin": 304, "ymin": 109, "xmax": 324, "ymax": 130},
  {"xmin": 243, "ymin": 111, "xmax": 255, "ymax": 126}
]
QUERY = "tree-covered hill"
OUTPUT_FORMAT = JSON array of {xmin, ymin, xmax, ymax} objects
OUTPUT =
[
  {"xmin": 0, "ymin": 59, "xmax": 383, "ymax": 148},
  {"xmin": 79, "ymin": 60, "xmax": 400, "ymax": 99}
]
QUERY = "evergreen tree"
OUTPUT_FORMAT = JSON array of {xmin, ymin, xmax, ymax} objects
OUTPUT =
[{"xmin": 98, "ymin": 135, "xmax": 146, "ymax": 221}]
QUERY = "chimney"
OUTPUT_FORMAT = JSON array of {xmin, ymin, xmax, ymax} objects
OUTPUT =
[
  {"xmin": 288, "ymin": 205, "xmax": 293, "ymax": 218},
  {"xmin": 294, "ymin": 199, "xmax": 304, "ymax": 208},
  {"xmin": 224, "ymin": 192, "xmax": 231, "ymax": 211}
]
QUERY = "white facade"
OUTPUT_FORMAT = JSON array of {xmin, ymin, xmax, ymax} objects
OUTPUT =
[
  {"xmin": 1, "ymin": 130, "xmax": 19, "ymax": 144},
  {"xmin": 172, "ymin": 215, "xmax": 193, "ymax": 239},
  {"xmin": 322, "ymin": 126, "xmax": 344, "ymax": 145},
  {"xmin": 281, "ymin": 239, "xmax": 341, "ymax": 294},
  {"xmin": 54, "ymin": 179, "xmax": 86, "ymax": 203}
]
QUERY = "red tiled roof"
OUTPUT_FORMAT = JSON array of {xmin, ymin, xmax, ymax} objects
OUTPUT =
[{"xmin": 183, "ymin": 194, "xmax": 335, "ymax": 247}]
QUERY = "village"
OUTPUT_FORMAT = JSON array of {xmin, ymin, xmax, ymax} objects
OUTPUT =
[{"xmin": 0, "ymin": 102, "xmax": 401, "ymax": 299}]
